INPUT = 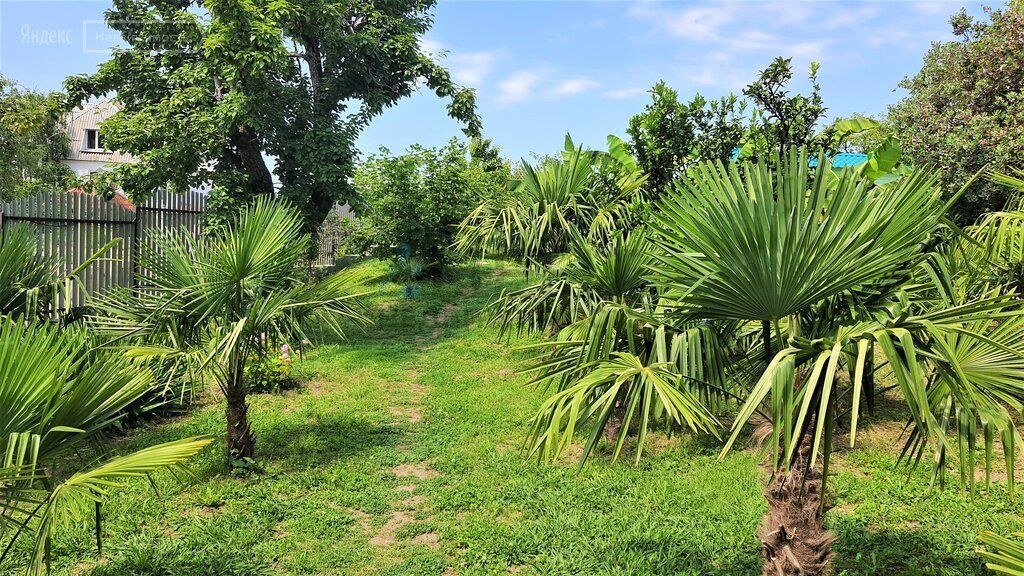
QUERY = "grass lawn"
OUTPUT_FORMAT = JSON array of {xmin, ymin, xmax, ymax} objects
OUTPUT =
[{"xmin": 5, "ymin": 260, "xmax": 1024, "ymax": 576}]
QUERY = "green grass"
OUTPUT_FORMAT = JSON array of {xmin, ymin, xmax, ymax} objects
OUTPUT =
[{"xmin": 3, "ymin": 260, "xmax": 1023, "ymax": 575}]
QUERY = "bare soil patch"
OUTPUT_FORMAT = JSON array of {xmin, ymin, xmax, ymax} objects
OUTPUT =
[
  {"xmin": 392, "ymin": 462, "xmax": 443, "ymax": 479},
  {"xmin": 389, "ymin": 405, "xmax": 423, "ymax": 424}
]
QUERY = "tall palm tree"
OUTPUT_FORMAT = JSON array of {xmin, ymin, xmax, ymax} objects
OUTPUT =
[
  {"xmin": 0, "ymin": 318, "xmax": 211, "ymax": 575},
  {"xmin": 89, "ymin": 198, "xmax": 370, "ymax": 463}
]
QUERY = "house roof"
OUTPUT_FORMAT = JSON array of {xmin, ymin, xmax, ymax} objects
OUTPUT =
[
  {"xmin": 808, "ymin": 152, "xmax": 869, "ymax": 168},
  {"xmin": 63, "ymin": 100, "xmax": 134, "ymax": 164},
  {"xmin": 728, "ymin": 148, "xmax": 869, "ymax": 168}
]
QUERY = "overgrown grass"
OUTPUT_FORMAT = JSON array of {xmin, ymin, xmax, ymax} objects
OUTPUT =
[{"xmin": 3, "ymin": 260, "xmax": 1022, "ymax": 575}]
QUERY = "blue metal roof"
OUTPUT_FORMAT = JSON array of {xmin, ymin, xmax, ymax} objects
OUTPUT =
[
  {"xmin": 808, "ymin": 153, "xmax": 868, "ymax": 168},
  {"xmin": 729, "ymin": 149, "xmax": 869, "ymax": 168}
]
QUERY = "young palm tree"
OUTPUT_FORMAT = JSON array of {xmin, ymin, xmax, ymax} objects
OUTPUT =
[
  {"xmin": 89, "ymin": 198, "xmax": 370, "ymax": 463},
  {"xmin": 0, "ymin": 223, "xmax": 116, "ymax": 322},
  {"xmin": 455, "ymin": 135, "xmax": 646, "ymax": 266},
  {"xmin": 470, "ymin": 141, "xmax": 1024, "ymax": 574},
  {"xmin": 519, "ymin": 230, "xmax": 725, "ymax": 464},
  {"xmin": 649, "ymin": 149, "xmax": 1024, "ymax": 574},
  {"xmin": 0, "ymin": 319, "xmax": 211, "ymax": 575}
]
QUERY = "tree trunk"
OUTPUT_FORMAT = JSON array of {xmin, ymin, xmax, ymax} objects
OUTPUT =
[
  {"xmin": 759, "ymin": 439, "xmax": 833, "ymax": 576},
  {"xmin": 603, "ymin": 398, "xmax": 627, "ymax": 444},
  {"xmin": 224, "ymin": 357, "xmax": 255, "ymax": 461},
  {"xmin": 228, "ymin": 125, "xmax": 275, "ymax": 198}
]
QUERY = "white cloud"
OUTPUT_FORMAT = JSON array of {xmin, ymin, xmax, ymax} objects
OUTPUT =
[
  {"xmin": 726, "ymin": 30, "xmax": 780, "ymax": 52},
  {"xmin": 604, "ymin": 86, "xmax": 648, "ymax": 99},
  {"xmin": 629, "ymin": 3, "xmax": 736, "ymax": 40},
  {"xmin": 784, "ymin": 40, "xmax": 829, "ymax": 61},
  {"xmin": 419, "ymin": 37, "xmax": 498, "ymax": 87},
  {"xmin": 451, "ymin": 52, "xmax": 497, "ymax": 86},
  {"xmin": 553, "ymin": 77, "xmax": 600, "ymax": 97},
  {"xmin": 822, "ymin": 4, "xmax": 881, "ymax": 29},
  {"xmin": 912, "ymin": 0, "xmax": 959, "ymax": 16},
  {"xmin": 497, "ymin": 71, "xmax": 542, "ymax": 104},
  {"xmin": 419, "ymin": 37, "xmax": 444, "ymax": 56}
]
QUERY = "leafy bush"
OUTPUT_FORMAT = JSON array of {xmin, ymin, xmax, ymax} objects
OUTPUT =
[
  {"xmin": 352, "ymin": 138, "xmax": 507, "ymax": 271},
  {"xmin": 627, "ymin": 57, "xmax": 837, "ymax": 199},
  {"xmin": 246, "ymin": 343, "xmax": 297, "ymax": 394},
  {"xmin": 890, "ymin": 3, "xmax": 1024, "ymax": 224}
]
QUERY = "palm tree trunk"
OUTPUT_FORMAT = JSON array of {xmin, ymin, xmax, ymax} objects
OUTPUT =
[
  {"xmin": 759, "ymin": 436, "xmax": 833, "ymax": 576},
  {"xmin": 224, "ymin": 355, "xmax": 255, "ymax": 461}
]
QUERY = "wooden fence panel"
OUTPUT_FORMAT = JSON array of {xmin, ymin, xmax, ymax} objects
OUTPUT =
[{"xmin": 0, "ymin": 189, "xmax": 207, "ymax": 308}]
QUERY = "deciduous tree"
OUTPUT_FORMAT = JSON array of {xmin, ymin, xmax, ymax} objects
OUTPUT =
[
  {"xmin": 65, "ymin": 0, "xmax": 480, "ymax": 232},
  {"xmin": 890, "ymin": 1, "xmax": 1024, "ymax": 224},
  {"xmin": 0, "ymin": 75, "xmax": 73, "ymax": 200}
]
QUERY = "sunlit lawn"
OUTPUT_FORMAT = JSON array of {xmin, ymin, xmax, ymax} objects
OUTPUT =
[{"xmin": 5, "ymin": 260, "xmax": 1023, "ymax": 576}]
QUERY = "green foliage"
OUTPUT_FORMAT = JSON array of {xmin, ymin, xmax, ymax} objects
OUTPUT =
[
  {"xmin": 890, "ymin": 2, "xmax": 1024, "ymax": 225},
  {"xmin": 455, "ymin": 135, "xmax": 646, "ymax": 264},
  {"xmin": 741, "ymin": 58, "xmax": 832, "ymax": 158},
  {"xmin": 65, "ymin": 0, "xmax": 481, "ymax": 233},
  {"xmin": 0, "ymin": 223, "xmax": 117, "ymax": 323},
  {"xmin": 88, "ymin": 198, "xmax": 370, "ymax": 462},
  {"xmin": 647, "ymin": 149, "xmax": 1024, "ymax": 503},
  {"xmin": 0, "ymin": 76, "xmax": 74, "ymax": 200},
  {"xmin": 626, "ymin": 82, "xmax": 746, "ymax": 197},
  {"xmin": 964, "ymin": 169, "xmax": 1024, "ymax": 301},
  {"xmin": 2, "ymin": 263, "xmax": 1016, "ymax": 576},
  {"xmin": 627, "ymin": 57, "xmax": 842, "ymax": 199},
  {"xmin": 650, "ymin": 149, "xmax": 941, "ymax": 322},
  {"xmin": 830, "ymin": 114, "xmax": 896, "ymax": 154},
  {"xmin": 245, "ymin": 345, "xmax": 296, "ymax": 394},
  {"xmin": 979, "ymin": 530, "xmax": 1024, "ymax": 575},
  {"xmin": 0, "ymin": 318, "xmax": 212, "ymax": 575},
  {"xmin": 353, "ymin": 139, "xmax": 503, "ymax": 270}
]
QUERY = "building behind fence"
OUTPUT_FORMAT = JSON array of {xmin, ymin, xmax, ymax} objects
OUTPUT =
[{"xmin": 0, "ymin": 189, "xmax": 206, "ymax": 307}]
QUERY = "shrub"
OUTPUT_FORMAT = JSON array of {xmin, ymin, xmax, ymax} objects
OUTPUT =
[
  {"xmin": 890, "ymin": 3, "xmax": 1024, "ymax": 224},
  {"xmin": 352, "ymin": 138, "xmax": 507, "ymax": 271}
]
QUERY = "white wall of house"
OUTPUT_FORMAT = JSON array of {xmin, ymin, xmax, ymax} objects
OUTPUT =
[{"xmin": 65, "ymin": 158, "xmax": 119, "ymax": 176}]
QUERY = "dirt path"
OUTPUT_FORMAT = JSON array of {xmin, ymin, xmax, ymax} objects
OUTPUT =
[{"xmin": 359, "ymin": 300, "xmax": 465, "ymax": 556}]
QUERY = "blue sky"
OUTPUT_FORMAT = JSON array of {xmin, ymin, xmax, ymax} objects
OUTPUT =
[{"xmin": 0, "ymin": 0, "xmax": 999, "ymax": 161}]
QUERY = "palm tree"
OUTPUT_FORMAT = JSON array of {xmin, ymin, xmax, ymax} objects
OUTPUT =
[
  {"xmin": 0, "ymin": 318, "xmax": 211, "ymax": 575},
  {"xmin": 648, "ymin": 149, "xmax": 1024, "ymax": 574},
  {"xmin": 0, "ymin": 223, "xmax": 116, "ymax": 322},
  {"xmin": 518, "ymin": 230, "xmax": 724, "ymax": 464},
  {"xmin": 505, "ymin": 146, "xmax": 1024, "ymax": 575},
  {"xmin": 455, "ymin": 135, "xmax": 646, "ymax": 267},
  {"xmin": 979, "ymin": 530, "xmax": 1024, "ymax": 574},
  {"xmin": 964, "ymin": 169, "xmax": 1024, "ymax": 292},
  {"xmin": 89, "ymin": 198, "xmax": 370, "ymax": 463}
]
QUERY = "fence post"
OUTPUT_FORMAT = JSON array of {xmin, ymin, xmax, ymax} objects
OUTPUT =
[{"xmin": 131, "ymin": 204, "xmax": 140, "ymax": 290}]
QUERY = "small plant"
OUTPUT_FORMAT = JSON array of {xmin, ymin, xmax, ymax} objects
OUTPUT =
[
  {"xmin": 391, "ymin": 250, "xmax": 426, "ymax": 298},
  {"xmin": 246, "ymin": 343, "xmax": 297, "ymax": 394}
]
